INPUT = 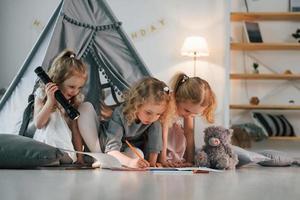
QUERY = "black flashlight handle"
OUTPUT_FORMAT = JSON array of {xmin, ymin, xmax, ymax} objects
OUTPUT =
[{"xmin": 34, "ymin": 66, "xmax": 80, "ymax": 120}]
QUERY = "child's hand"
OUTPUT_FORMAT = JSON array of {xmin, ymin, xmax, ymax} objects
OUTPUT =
[
  {"xmin": 161, "ymin": 160, "xmax": 177, "ymax": 168},
  {"xmin": 129, "ymin": 158, "xmax": 150, "ymax": 168},
  {"xmin": 155, "ymin": 162, "xmax": 163, "ymax": 167},
  {"xmin": 182, "ymin": 162, "xmax": 193, "ymax": 167},
  {"xmin": 45, "ymin": 82, "xmax": 58, "ymax": 107},
  {"xmin": 176, "ymin": 161, "xmax": 193, "ymax": 168},
  {"xmin": 149, "ymin": 161, "xmax": 159, "ymax": 167},
  {"xmin": 159, "ymin": 158, "xmax": 174, "ymax": 167}
]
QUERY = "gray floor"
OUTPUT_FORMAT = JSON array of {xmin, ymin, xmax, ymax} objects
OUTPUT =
[{"xmin": 1, "ymin": 139, "xmax": 299, "ymax": 200}]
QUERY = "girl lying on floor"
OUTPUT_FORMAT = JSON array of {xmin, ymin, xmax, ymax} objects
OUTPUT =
[{"xmin": 78, "ymin": 77, "xmax": 171, "ymax": 168}]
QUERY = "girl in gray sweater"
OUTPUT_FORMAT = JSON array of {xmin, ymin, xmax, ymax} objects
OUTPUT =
[{"xmin": 78, "ymin": 77, "xmax": 171, "ymax": 168}]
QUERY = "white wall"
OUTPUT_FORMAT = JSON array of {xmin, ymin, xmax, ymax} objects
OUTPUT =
[
  {"xmin": 107, "ymin": 0, "xmax": 229, "ymax": 129},
  {"xmin": 0, "ymin": 0, "xmax": 60, "ymax": 89},
  {"xmin": 0, "ymin": 0, "xmax": 229, "ymax": 134},
  {"xmin": 231, "ymin": 0, "xmax": 300, "ymax": 134}
]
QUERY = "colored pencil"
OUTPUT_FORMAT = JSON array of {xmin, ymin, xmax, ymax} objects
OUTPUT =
[{"xmin": 125, "ymin": 140, "xmax": 144, "ymax": 160}]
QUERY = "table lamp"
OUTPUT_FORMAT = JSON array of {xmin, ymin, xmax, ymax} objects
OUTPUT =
[{"xmin": 181, "ymin": 36, "xmax": 209, "ymax": 76}]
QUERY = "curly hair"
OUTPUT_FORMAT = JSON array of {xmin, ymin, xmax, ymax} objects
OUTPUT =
[
  {"xmin": 41, "ymin": 49, "xmax": 87, "ymax": 108},
  {"xmin": 122, "ymin": 77, "xmax": 171, "ymax": 125},
  {"xmin": 170, "ymin": 72, "xmax": 216, "ymax": 123}
]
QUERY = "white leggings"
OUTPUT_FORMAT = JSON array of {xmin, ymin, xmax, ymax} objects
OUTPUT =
[
  {"xmin": 78, "ymin": 102, "xmax": 145, "ymax": 159},
  {"xmin": 78, "ymin": 102, "xmax": 102, "ymax": 153}
]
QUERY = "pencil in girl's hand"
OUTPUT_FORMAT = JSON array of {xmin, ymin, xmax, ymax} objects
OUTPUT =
[
  {"xmin": 125, "ymin": 140, "xmax": 144, "ymax": 160},
  {"xmin": 192, "ymin": 169, "xmax": 210, "ymax": 174}
]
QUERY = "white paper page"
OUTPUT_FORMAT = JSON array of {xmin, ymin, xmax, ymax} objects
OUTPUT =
[
  {"xmin": 148, "ymin": 167, "xmax": 223, "ymax": 172},
  {"xmin": 176, "ymin": 167, "xmax": 224, "ymax": 172}
]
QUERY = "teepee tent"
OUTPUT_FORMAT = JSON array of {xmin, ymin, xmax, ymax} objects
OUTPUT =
[{"xmin": 0, "ymin": 0, "xmax": 151, "ymax": 134}]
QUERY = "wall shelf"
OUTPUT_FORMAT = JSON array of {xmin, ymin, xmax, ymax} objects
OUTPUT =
[
  {"xmin": 230, "ymin": 11, "xmax": 300, "ymax": 138},
  {"xmin": 230, "ymin": 73, "xmax": 300, "ymax": 80},
  {"xmin": 231, "ymin": 43, "xmax": 300, "ymax": 50},
  {"xmin": 231, "ymin": 12, "xmax": 300, "ymax": 21},
  {"xmin": 230, "ymin": 104, "xmax": 300, "ymax": 110}
]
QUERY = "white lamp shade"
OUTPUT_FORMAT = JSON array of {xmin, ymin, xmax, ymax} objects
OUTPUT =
[{"xmin": 181, "ymin": 36, "xmax": 209, "ymax": 57}]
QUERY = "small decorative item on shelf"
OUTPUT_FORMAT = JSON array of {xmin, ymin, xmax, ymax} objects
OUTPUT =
[
  {"xmin": 289, "ymin": 0, "xmax": 300, "ymax": 12},
  {"xmin": 252, "ymin": 62, "xmax": 259, "ymax": 74},
  {"xmin": 291, "ymin": 28, "xmax": 300, "ymax": 43},
  {"xmin": 244, "ymin": 21, "xmax": 263, "ymax": 43},
  {"xmin": 250, "ymin": 96, "xmax": 260, "ymax": 105},
  {"xmin": 289, "ymin": 100, "xmax": 295, "ymax": 104},
  {"xmin": 284, "ymin": 69, "xmax": 293, "ymax": 74}
]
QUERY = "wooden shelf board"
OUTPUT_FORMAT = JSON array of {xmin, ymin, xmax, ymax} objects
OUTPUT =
[
  {"xmin": 231, "ymin": 12, "xmax": 300, "ymax": 21},
  {"xmin": 230, "ymin": 104, "xmax": 300, "ymax": 110},
  {"xmin": 230, "ymin": 73, "xmax": 300, "ymax": 80},
  {"xmin": 231, "ymin": 43, "xmax": 300, "ymax": 50}
]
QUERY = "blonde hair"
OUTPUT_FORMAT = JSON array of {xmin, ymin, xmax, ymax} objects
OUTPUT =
[
  {"xmin": 122, "ymin": 77, "xmax": 171, "ymax": 125},
  {"xmin": 170, "ymin": 72, "xmax": 216, "ymax": 123},
  {"xmin": 42, "ymin": 49, "xmax": 88, "ymax": 107}
]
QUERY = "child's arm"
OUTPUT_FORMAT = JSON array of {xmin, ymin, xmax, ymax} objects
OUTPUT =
[
  {"xmin": 149, "ymin": 152, "xmax": 159, "ymax": 167},
  {"xmin": 158, "ymin": 124, "xmax": 185, "ymax": 167},
  {"xmin": 158, "ymin": 123, "xmax": 169, "ymax": 165},
  {"xmin": 108, "ymin": 150, "xmax": 149, "ymax": 168},
  {"xmin": 71, "ymin": 120, "xmax": 84, "ymax": 164},
  {"xmin": 34, "ymin": 83, "xmax": 58, "ymax": 129},
  {"xmin": 34, "ymin": 98, "xmax": 51, "ymax": 129},
  {"xmin": 183, "ymin": 116, "xmax": 195, "ymax": 163}
]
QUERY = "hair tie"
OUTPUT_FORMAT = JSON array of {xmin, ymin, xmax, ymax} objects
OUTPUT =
[
  {"xmin": 174, "ymin": 75, "xmax": 189, "ymax": 94},
  {"xmin": 163, "ymin": 86, "xmax": 170, "ymax": 94},
  {"xmin": 181, "ymin": 75, "xmax": 189, "ymax": 83},
  {"xmin": 70, "ymin": 54, "xmax": 75, "ymax": 58}
]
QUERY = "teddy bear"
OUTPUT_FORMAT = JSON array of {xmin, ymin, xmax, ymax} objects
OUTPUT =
[{"xmin": 194, "ymin": 126, "xmax": 238, "ymax": 170}]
